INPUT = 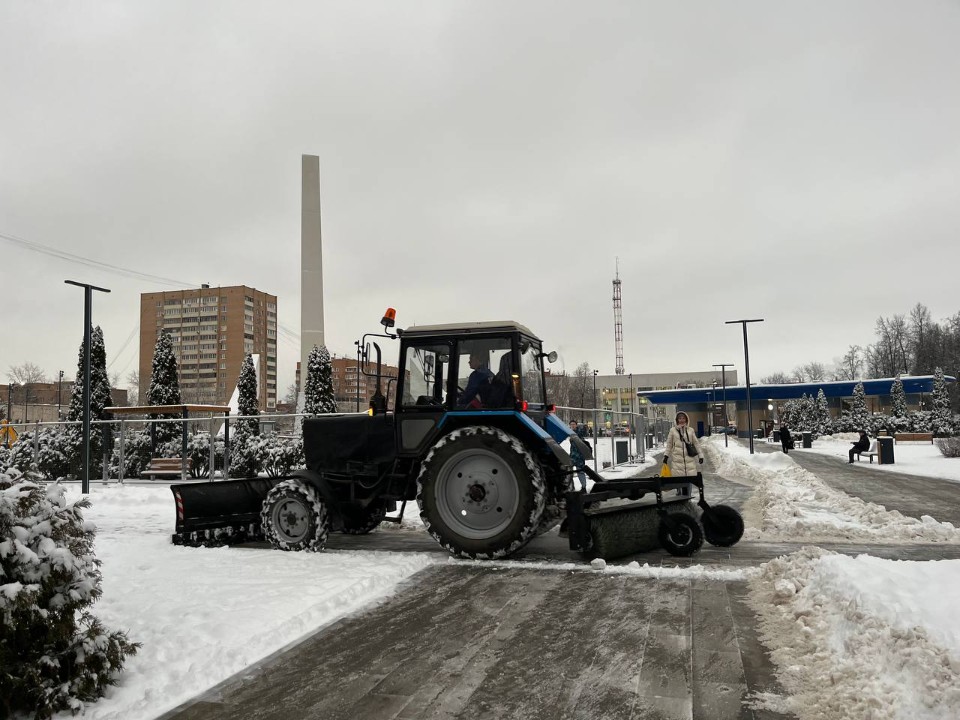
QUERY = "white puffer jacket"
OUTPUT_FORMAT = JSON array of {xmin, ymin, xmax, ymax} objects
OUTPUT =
[{"xmin": 663, "ymin": 424, "xmax": 703, "ymax": 477}]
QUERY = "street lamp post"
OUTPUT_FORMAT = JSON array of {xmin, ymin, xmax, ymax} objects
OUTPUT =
[
  {"xmin": 712, "ymin": 363, "xmax": 733, "ymax": 448},
  {"xmin": 22, "ymin": 385, "xmax": 29, "ymax": 423},
  {"xmin": 6, "ymin": 383, "xmax": 16, "ymax": 426},
  {"xmin": 57, "ymin": 370, "xmax": 64, "ymax": 420},
  {"xmin": 65, "ymin": 280, "xmax": 111, "ymax": 494},
  {"xmin": 725, "ymin": 319, "xmax": 763, "ymax": 453},
  {"xmin": 628, "ymin": 372, "xmax": 634, "ymax": 442},
  {"xmin": 592, "ymin": 369, "xmax": 599, "ymax": 472}
]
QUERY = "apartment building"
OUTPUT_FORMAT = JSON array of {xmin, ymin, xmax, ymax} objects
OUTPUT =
[{"xmin": 139, "ymin": 285, "xmax": 278, "ymax": 410}]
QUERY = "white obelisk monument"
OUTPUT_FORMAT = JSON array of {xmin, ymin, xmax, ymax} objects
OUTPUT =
[{"xmin": 298, "ymin": 155, "xmax": 324, "ymax": 422}]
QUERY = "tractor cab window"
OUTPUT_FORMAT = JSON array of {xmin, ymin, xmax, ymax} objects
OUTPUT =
[
  {"xmin": 519, "ymin": 340, "xmax": 545, "ymax": 404},
  {"xmin": 400, "ymin": 343, "xmax": 452, "ymax": 409},
  {"xmin": 455, "ymin": 338, "xmax": 511, "ymax": 409}
]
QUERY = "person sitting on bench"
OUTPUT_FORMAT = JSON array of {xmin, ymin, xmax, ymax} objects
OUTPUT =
[{"xmin": 849, "ymin": 430, "xmax": 870, "ymax": 463}]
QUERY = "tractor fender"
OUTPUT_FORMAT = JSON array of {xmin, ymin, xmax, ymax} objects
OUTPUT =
[{"xmin": 439, "ymin": 411, "xmax": 570, "ymax": 466}]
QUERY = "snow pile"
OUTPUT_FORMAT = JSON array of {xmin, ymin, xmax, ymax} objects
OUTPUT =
[
  {"xmin": 705, "ymin": 437, "xmax": 960, "ymax": 543},
  {"xmin": 52, "ymin": 485, "xmax": 436, "ymax": 720},
  {"xmin": 749, "ymin": 548, "xmax": 960, "ymax": 720}
]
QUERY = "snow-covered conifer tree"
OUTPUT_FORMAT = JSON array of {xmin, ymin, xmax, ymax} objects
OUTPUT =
[
  {"xmin": 147, "ymin": 331, "xmax": 182, "ymax": 443},
  {"xmin": 851, "ymin": 381, "xmax": 870, "ymax": 431},
  {"xmin": 931, "ymin": 367, "xmax": 952, "ymax": 436},
  {"xmin": 815, "ymin": 389, "xmax": 831, "ymax": 436},
  {"xmin": 303, "ymin": 345, "xmax": 337, "ymax": 415},
  {"xmin": 66, "ymin": 326, "xmax": 114, "ymax": 471},
  {"xmin": 236, "ymin": 354, "xmax": 260, "ymax": 436},
  {"xmin": 891, "ymin": 374, "xmax": 907, "ymax": 418},
  {"xmin": 0, "ymin": 468, "xmax": 139, "ymax": 715}
]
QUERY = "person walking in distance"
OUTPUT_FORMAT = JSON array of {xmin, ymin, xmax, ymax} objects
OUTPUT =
[
  {"xmin": 780, "ymin": 423, "xmax": 793, "ymax": 454},
  {"xmin": 568, "ymin": 420, "xmax": 588, "ymax": 492},
  {"xmin": 663, "ymin": 411, "xmax": 704, "ymax": 476}
]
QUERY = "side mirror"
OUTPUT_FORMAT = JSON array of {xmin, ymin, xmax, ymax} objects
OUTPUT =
[
  {"xmin": 546, "ymin": 350, "xmax": 558, "ymax": 364},
  {"xmin": 423, "ymin": 355, "xmax": 435, "ymax": 379}
]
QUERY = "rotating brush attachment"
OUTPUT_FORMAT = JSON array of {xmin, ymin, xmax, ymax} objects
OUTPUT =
[{"xmin": 586, "ymin": 500, "xmax": 698, "ymax": 560}]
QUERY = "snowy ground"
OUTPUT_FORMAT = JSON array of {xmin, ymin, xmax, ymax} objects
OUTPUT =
[{"xmin": 35, "ymin": 434, "xmax": 960, "ymax": 719}]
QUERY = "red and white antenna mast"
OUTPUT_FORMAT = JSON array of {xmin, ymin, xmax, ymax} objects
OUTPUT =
[{"xmin": 613, "ymin": 258, "xmax": 624, "ymax": 375}]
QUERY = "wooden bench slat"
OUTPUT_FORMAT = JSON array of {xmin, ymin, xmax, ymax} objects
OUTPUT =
[{"xmin": 895, "ymin": 433, "xmax": 934, "ymax": 443}]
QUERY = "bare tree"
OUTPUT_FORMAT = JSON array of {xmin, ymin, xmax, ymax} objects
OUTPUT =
[
  {"xmin": 569, "ymin": 362, "xmax": 593, "ymax": 419},
  {"xmin": 834, "ymin": 345, "xmax": 863, "ymax": 380},
  {"xmin": 791, "ymin": 367, "xmax": 807, "ymax": 383},
  {"xmin": 544, "ymin": 369, "xmax": 570, "ymax": 409},
  {"xmin": 803, "ymin": 362, "xmax": 826, "ymax": 382},
  {"xmin": 761, "ymin": 372, "xmax": 791, "ymax": 384},
  {"xmin": 126, "ymin": 370, "xmax": 140, "ymax": 405},
  {"xmin": 6, "ymin": 362, "xmax": 48, "ymax": 384},
  {"xmin": 283, "ymin": 381, "xmax": 299, "ymax": 405}
]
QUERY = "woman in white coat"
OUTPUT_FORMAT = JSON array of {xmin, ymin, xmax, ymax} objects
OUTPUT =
[{"xmin": 663, "ymin": 411, "xmax": 704, "ymax": 476}]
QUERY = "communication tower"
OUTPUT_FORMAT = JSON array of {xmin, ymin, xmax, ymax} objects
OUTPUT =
[{"xmin": 613, "ymin": 259, "xmax": 624, "ymax": 375}]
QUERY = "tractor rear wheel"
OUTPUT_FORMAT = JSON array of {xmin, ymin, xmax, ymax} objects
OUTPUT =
[
  {"xmin": 658, "ymin": 512, "xmax": 703, "ymax": 557},
  {"xmin": 417, "ymin": 425, "xmax": 546, "ymax": 559},
  {"xmin": 261, "ymin": 478, "xmax": 330, "ymax": 551}
]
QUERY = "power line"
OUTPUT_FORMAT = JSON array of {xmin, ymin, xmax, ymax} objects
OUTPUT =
[
  {"xmin": 1, "ymin": 231, "xmax": 199, "ymax": 288},
  {"xmin": 4, "ymin": 229, "xmax": 306, "ymax": 344}
]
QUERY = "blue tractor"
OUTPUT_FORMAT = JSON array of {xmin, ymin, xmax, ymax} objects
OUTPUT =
[{"xmin": 172, "ymin": 311, "xmax": 743, "ymax": 559}]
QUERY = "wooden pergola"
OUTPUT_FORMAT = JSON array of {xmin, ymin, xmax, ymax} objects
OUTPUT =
[{"xmin": 108, "ymin": 404, "xmax": 231, "ymax": 481}]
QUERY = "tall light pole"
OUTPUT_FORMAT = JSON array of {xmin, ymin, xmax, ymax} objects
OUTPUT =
[
  {"xmin": 65, "ymin": 280, "xmax": 111, "ymax": 494},
  {"xmin": 725, "ymin": 319, "xmax": 763, "ymax": 453},
  {"xmin": 57, "ymin": 370, "xmax": 64, "ymax": 420},
  {"xmin": 628, "ymin": 372, "xmax": 634, "ymax": 440},
  {"xmin": 712, "ymin": 363, "xmax": 733, "ymax": 448},
  {"xmin": 6, "ymin": 383, "xmax": 16, "ymax": 426},
  {"xmin": 592, "ymin": 370, "xmax": 599, "ymax": 471}
]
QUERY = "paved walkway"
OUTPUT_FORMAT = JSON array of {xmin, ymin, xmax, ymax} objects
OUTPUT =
[{"xmin": 161, "ymin": 446, "xmax": 960, "ymax": 720}]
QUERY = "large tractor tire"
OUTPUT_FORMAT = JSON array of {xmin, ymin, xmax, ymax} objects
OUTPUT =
[
  {"xmin": 417, "ymin": 425, "xmax": 546, "ymax": 559},
  {"xmin": 340, "ymin": 501, "xmax": 388, "ymax": 535},
  {"xmin": 261, "ymin": 478, "xmax": 330, "ymax": 552}
]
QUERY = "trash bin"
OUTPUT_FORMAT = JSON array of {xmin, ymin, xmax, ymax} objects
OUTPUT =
[
  {"xmin": 646, "ymin": 434, "xmax": 654, "ymax": 449},
  {"xmin": 877, "ymin": 436, "xmax": 895, "ymax": 465},
  {"xmin": 801, "ymin": 432, "xmax": 812, "ymax": 448},
  {"xmin": 615, "ymin": 439, "xmax": 629, "ymax": 464},
  {"xmin": 772, "ymin": 430, "xmax": 781, "ymax": 443}
]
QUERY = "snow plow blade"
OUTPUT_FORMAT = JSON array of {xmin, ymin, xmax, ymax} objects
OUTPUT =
[{"xmin": 171, "ymin": 479, "xmax": 280, "ymax": 545}]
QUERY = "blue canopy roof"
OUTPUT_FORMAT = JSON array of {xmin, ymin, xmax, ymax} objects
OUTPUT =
[{"xmin": 637, "ymin": 375, "xmax": 955, "ymax": 404}]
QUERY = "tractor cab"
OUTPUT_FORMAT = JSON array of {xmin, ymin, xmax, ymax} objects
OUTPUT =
[{"xmin": 391, "ymin": 321, "xmax": 557, "ymax": 457}]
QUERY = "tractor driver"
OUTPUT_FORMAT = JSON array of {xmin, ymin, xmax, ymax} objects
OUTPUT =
[{"xmin": 457, "ymin": 349, "xmax": 494, "ymax": 409}]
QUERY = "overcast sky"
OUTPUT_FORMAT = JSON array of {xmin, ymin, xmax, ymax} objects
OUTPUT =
[{"xmin": 2, "ymin": 1, "xmax": 959, "ymax": 395}]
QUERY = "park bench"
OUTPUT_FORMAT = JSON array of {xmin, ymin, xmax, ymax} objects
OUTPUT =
[
  {"xmin": 895, "ymin": 432, "xmax": 934, "ymax": 444},
  {"xmin": 141, "ymin": 457, "xmax": 192, "ymax": 480},
  {"xmin": 855, "ymin": 441, "xmax": 879, "ymax": 463}
]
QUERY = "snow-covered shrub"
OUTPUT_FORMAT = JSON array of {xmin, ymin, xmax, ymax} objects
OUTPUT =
[
  {"xmin": 0, "ymin": 468, "xmax": 138, "ymax": 717},
  {"xmin": 108, "ymin": 429, "xmax": 154, "ymax": 480},
  {"xmin": 935, "ymin": 437, "xmax": 960, "ymax": 458},
  {"xmin": 0, "ymin": 444, "xmax": 10, "ymax": 473},
  {"xmin": 256, "ymin": 435, "xmax": 304, "ymax": 478},
  {"xmin": 182, "ymin": 432, "xmax": 225, "ymax": 479},
  {"xmin": 229, "ymin": 427, "xmax": 260, "ymax": 478},
  {"xmin": 7, "ymin": 429, "xmax": 76, "ymax": 481}
]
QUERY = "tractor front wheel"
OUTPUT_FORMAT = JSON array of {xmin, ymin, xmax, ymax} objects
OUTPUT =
[
  {"xmin": 417, "ymin": 425, "xmax": 545, "ymax": 559},
  {"xmin": 261, "ymin": 478, "xmax": 330, "ymax": 551}
]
